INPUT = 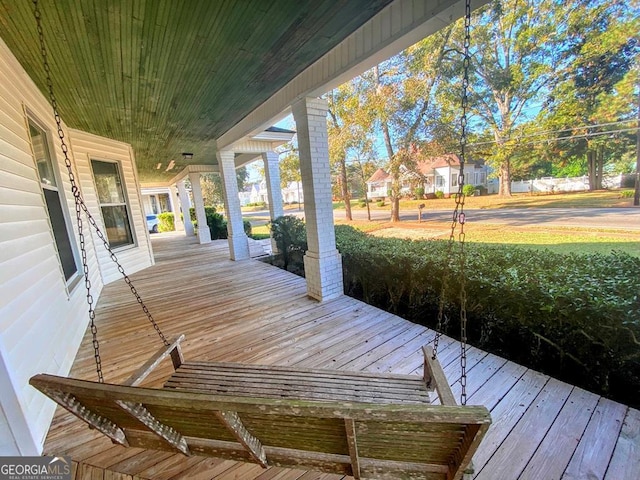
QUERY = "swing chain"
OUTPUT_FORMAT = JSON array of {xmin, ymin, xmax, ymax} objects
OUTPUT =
[
  {"xmin": 433, "ymin": 0, "xmax": 471, "ymax": 406},
  {"xmin": 458, "ymin": 0, "xmax": 472, "ymax": 406},
  {"xmin": 32, "ymin": 0, "xmax": 169, "ymax": 381}
]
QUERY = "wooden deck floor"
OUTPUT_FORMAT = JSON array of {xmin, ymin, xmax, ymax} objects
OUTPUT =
[{"xmin": 43, "ymin": 232, "xmax": 639, "ymax": 480}]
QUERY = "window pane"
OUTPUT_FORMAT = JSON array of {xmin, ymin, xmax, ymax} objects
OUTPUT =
[
  {"xmin": 101, "ymin": 205, "xmax": 133, "ymax": 248},
  {"xmin": 29, "ymin": 123, "xmax": 57, "ymax": 187},
  {"xmin": 43, "ymin": 189, "xmax": 77, "ymax": 280},
  {"xmin": 92, "ymin": 160, "xmax": 125, "ymax": 204}
]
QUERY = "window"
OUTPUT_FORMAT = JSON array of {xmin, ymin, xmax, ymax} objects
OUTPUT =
[
  {"xmin": 451, "ymin": 173, "xmax": 458, "ymax": 187},
  {"xmin": 91, "ymin": 159, "xmax": 134, "ymax": 248},
  {"xmin": 436, "ymin": 175, "xmax": 445, "ymax": 187},
  {"xmin": 28, "ymin": 120, "xmax": 78, "ymax": 282}
]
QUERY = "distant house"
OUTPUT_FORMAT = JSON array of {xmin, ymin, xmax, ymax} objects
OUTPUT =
[
  {"xmin": 282, "ymin": 181, "xmax": 304, "ymax": 204},
  {"xmin": 367, "ymin": 154, "xmax": 489, "ymax": 198},
  {"xmin": 367, "ymin": 168, "xmax": 392, "ymax": 199},
  {"xmin": 239, "ymin": 182, "xmax": 268, "ymax": 206}
]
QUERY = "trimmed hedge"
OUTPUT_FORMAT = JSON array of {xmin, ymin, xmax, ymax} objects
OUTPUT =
[{"xmin": 269, "ymin": 218, "xmax": 640, "ymax": 407}]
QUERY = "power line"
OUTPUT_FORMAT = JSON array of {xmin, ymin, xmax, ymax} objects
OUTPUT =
[
  {"xmin": 468, "ymin": 119, "xmax": 638, "ymax": 147},
  {"xmin": 472, "ymin": 127, "xmax": 638, "ymax": 150}
]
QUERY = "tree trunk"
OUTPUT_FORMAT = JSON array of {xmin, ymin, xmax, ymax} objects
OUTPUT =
[
  {"xmin": 375, "ymin": 64, "xmax": 399, "ymax": 222},
  {"xmin": 358, "ymin": 161, "xmax": 372, "ymax": 221},
  {"xmin": 381, "ymin": 123, "xmax": 399, "ymax": 222},
  {"xmin": 498, "ymin": 161, "xmax": 512, "ymax": 197},
  {"xmin": 596, "ymin": 146, "xmax": 604, "ymax": 190},
  {"xmin": 339, "ymin": 155, "xmax": 352, "ymax": 220},
  {"xmin": 634, "ymin": 90, "xmax": 640, "ymax": 206},
  {"xmin": 587, "ymin": 150, "xmax": 596, "ymax": 190}
]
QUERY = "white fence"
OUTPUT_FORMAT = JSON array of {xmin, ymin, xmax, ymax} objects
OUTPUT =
[{"xmin": 487, "ymin": 174, "xmax": 624, "ymax": 194}]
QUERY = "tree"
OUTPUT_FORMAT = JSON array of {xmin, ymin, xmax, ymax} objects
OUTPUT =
[
  {"xmin": 541, "ymin": 0, "xmax": 639, "ymax": 189},
  {"xmin": 200, "ymin": 166, "xmax": 249, "ymax": 206},
  {"xmin": 444, "ymin": 0, "xmax": 576, "ymax": 196},
  {"xmin": 278, "ymin": 145, "xmax": 303, "ymax": 209},
  {"xmin": 327, "ymin": 82, "xmax": 377, "ymax": 220},
  {"xmin": 357, "ymin": 27, "xmax": 453, "ymax": 221}
]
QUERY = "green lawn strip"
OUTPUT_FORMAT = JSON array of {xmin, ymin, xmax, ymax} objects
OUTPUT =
[
  {"xmin": 465, "ymin": 226, "xmax": 639, "ymax": 256},
  {"xmin": 342, "ymin": 220, "xmax": 639, "ymax": 257}
]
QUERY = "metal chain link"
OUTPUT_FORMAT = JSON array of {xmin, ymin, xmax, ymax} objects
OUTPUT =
[
  {"xmin": 433, "ymin": 0, "xmax": 471, "ymax": 406},
  {"xmin": 32, "ymin": 0, "xmax": 169, "ymax": 381}
]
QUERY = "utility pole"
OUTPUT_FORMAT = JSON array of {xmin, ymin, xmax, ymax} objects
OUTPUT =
[{"xmin": 635, "ymin": 88, "xmax": 640, "ymax": 206}]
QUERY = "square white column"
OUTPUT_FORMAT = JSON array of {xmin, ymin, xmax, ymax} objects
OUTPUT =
[
  {"xmin": 188, "ymin": 172, "xmax": 211, "ymax": 244},
  {"xmin": 176, "ymin": 180, "xmax": 194, "ymax": 236},
  {"xmin": 169, "ymin": 185, "xmax": 185, "ymax": 231},
  {"xmin": 292, "ymin": 97, "xmax": 343, "ymax": 301},
  {"xmin": 262, "ymin": 151, "xmax": 284, "ymax": 254},
  {"xmin": 217, "ymin": 150, "xmax": 250, "ymax": 260}
]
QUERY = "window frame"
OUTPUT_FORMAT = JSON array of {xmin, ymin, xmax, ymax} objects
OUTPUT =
[
  {"xmin": 27, "ymin": 114, "xmax": 81, "ymax": 290},
  {"xmin": 90, "ymin": 158, "xmax": 137, "ymax": 250}
]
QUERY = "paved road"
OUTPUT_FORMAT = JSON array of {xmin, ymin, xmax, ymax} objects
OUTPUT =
[{"xmin": 245, "ymin": 207, "xmax": 640, "ymax": 231}]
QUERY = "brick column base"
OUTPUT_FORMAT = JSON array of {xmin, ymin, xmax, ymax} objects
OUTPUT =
[{"xmin": 303, "ymin": 249, "xmax": 344, "ymax": 301}]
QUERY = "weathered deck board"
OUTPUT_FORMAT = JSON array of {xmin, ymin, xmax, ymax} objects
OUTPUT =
[
  {"xmin": 562, "ymin": 398, "xmax": 628, "ymax": 480},
  {"xmin": 39, "ymin": 232, "xmax": 638, "ymax": 480}
]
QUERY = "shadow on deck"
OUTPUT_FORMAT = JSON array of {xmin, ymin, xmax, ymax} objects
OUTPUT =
[{"xmin": 43, "ymin": 232, "xmax": 639, "ymax": 479}]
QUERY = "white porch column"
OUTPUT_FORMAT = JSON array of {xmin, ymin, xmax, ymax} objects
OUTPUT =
[
  {"xmin": 176, "ymin": 180, "xmax": 194, "ymax": 236},
  {"xmin": 169, "ymin": 185, "xmax": 184, "ymax": 231},
  {"xmin": 292, "ymin": 97, "xmax": 343, "ymax": 301},
  {"xmin": 262, "ymin": 151, "xmax": 284, "ymax": 253},
  {"xmin": 188, "ymin": 172, "xmax": 211, "ymax": 244},
  {"xmin": 217, "ymin": 150, "xmax": 250, "ymax": 260}
]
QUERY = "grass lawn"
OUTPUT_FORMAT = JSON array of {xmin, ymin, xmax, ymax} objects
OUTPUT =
[
  {"xmin": 339, "ymin": 190, "xmax": 633, "ymax": 211},
  {"xmin": 336, "ymin": 219, "xmax": 640, "ymax": 257},
  {"xmin": 250, "ymin": 224, "xmax": 270, "ymax": 237}
]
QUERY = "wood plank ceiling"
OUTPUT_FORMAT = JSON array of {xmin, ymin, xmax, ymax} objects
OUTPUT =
[{"xmin": 0, "ymin": 0, "xmax": 393, "ymax": 182}]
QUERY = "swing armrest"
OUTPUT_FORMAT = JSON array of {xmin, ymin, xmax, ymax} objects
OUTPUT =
[
  {"xmin": 422, "ymin": 346, "xmax": 457, "ymax": 406},
  {"xmin": 124, "ymin": 334, "xmax": 185, "ymax": 386}
]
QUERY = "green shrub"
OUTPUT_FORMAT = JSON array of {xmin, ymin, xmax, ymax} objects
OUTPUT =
[
  {"xmin": 435, "ymin": 190, "xmax": 445, "ymax": 199},
  {"xmin": 243, "ymin": 219, "xmax": 252, "ymax": 236},
  {"xmin": 620, "ymin": 189, "xmax": 634, "ymax": 198},
  {"xmin": 269, "ymin": 216, "xmax": 307, "ymax": 270},
  {"xmin": 189, "ymin": 206, "xmax": 229, "ymax": 239},
  {"xmin": 157, "ymin": 212, "xmax": 175, "ymax": 232},
  {"xmin": 462, "ymin": 184, "xmax": 476, "ymax": 197},
  {"xmin": 376, "ymin": 200, "xmax": 386, "ymax": 207},
  {"xmin": 414, "ymin": 187, "xmax": 425, "ymax": 199},
  {"xmin": 358, "ymin": 199, "xmax": 367, "ymax": 208}
]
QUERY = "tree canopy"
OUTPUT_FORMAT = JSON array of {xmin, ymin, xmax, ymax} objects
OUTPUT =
[{"xmin": 325, "ymin": 0, "xmax": 638, "ymax": 203}]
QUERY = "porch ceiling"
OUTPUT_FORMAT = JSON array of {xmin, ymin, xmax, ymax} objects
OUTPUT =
[{"xmin": 0, "ymin": 0, "xmax": 392, "ymax": 182}]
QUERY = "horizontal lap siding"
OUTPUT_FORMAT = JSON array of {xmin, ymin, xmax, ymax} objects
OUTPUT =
[
  {"xmin": 69, "ymin": 129, "xmax": 154, "ymax": 284},
  {"xmin": 0, "ymin": 36, "xmax": 145, "ymax": 454}
]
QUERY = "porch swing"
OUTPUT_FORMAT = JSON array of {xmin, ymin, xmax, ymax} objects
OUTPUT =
[{"xmin": 28, "ymin": 1, "xmax": 490, "ymax": 479}]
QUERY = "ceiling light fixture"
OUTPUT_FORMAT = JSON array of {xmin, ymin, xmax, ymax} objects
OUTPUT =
[{"xmin": 182, "ymin": 152, "xmax": 193, "ymax": 160}]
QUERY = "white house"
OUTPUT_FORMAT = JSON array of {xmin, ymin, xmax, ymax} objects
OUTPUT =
[
  {"xmin": 367, "ymin": 154, "xmax": 489, "ymax": 198},
  {"xmin": 282, "ymin": 181, "xmax": 305, "ymax": 204}
]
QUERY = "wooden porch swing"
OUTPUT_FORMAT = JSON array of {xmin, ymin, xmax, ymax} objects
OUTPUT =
[{"xmin": 28, "ymin": 1, "xmax": 490, "ymax": 479}]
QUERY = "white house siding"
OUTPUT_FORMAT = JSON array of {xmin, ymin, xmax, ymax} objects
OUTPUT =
[
  {"xmin": 68, "ymin": 129, "xmax": 154, "ymax": 284},
  {"xmin": 0, "ymin": 402, "xmax": 18, "ymax": 455},
  {"xmin": 0, "ymin": 37, "xmax": 100, "ymax": 454},
  {"xmin": 0, "ymin": 37, "xmax": 151, "ymax": 454}
]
